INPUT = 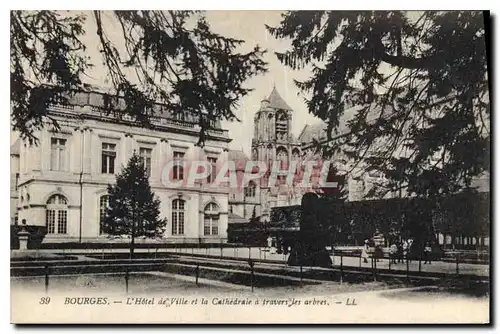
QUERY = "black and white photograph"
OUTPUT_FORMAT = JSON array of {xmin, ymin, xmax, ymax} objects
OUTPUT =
[{"xmin": 9, "ymin": 9, "xmax": 491, "ymax": 324}]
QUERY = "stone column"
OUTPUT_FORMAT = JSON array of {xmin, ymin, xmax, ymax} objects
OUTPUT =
[
  {"xmin": 32, "ymin": 134, "xmax": 42, "ymax": 171},
  {"xmin": 82, "ymin": 127, "xmax": 93, "ymax": 174},
  {"xmin": 18, "ymin": 221, "xmax": 30, "ymax": 251},
  {"xmin": 124, "ymin": 133, "xmax": 134, "ymax": 161},
  {"xmin": 158, "ymin": 138, "xmax": 168, "ymax": 185},
  {"xmin": 40, "ymin": 130, "xmax": 50, "ymax": 172},
  {"xmin": 72, "ymin": 127, "xmax": 82, "ymax": 173},
  {"xmin": 198, "ymin": 193, "xmax": 203, "ymax": 242},
  {"xmin": 24, "ymin": 142, "xmax": 31, "ymax": 173}
]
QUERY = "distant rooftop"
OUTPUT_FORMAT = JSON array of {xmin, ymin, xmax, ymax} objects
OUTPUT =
[
  {"xmin": 228, "ymin": 212, "xmax": 247, "ymax": 223},
  {"xmin": 50, "ymin": 90, "xmax": 224, "ymax": 129},
  {"xmin": 227, "ymin": 149, "xmax": 249, "ymax": 162},
  {"xmin": 298, "ymin": 107, "xmax": 359, "ymax": 144},
  {"xmin": 227, "ymin": 149, "xmax": 250, "ymax": 171},
  {"xmin": 264, "ymin": 87, "xmax": 293, "ymax": 111},
  {"xmin": 11, "ymin": 138, "xmax": 20, "ymax": 156}
]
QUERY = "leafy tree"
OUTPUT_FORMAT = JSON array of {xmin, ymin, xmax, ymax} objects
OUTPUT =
[
  {"xmin": 315, "ymin": 166, "xmax": 349, "ymax": 245},
  {"xmin": 102, "ymin": 151, "xmax": 167, "ymax": 258},
  {"xmin": 248, "ymin": 205, "xmax": 259, "ymax": 224},
  {"xmin": 267, "ymin": 11, "xmax": 490, "ymax": 199},
  {"xmin": 11, "ymin": 10, "xmax": 267, "ymax": 145},
  {"xmin": 315, "ymin": 164, "xmax": 348, "ymax": 199}
]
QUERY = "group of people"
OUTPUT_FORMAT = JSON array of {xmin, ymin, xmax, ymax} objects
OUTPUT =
[
  {"xmin": 388, "ymin": 239, "xmax": 414, "ymax": 264},
  {"xmin": 361, "ymin": 231, "xmax": 434, "ymax": 265}
]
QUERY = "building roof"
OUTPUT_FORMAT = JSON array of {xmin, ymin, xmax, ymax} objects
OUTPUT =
[
  {"xmin": 297, "ymin": 105, "xmax": 387, "ymax": 145},
  {"xmin": 298, "ymin": 123, "xmax": 328, "ymax": 143},
  {"xmin": 57, "ymin": 90, "xmax": 223, "ymax": 128},
  {"xmin": 265, "ymin": 87, "xmax": 293, "ymax": 111},
  {"xmin": 298, "ymin": 107, "xmax": 357, "ymax": 144},
  {"xmin": 10, "ymin": 138, "xmax": 20, "ymax": 156},
  {"xmin": 228, "ymin": 149, "xmax": 250, "ymax": 171},
  {"xmin": 228, "ymin": 149, "xmax": 249, "ymax": 162},
  {"xmin": 228, "ymin": 212, "xmax": 247, "ymax": 223}
]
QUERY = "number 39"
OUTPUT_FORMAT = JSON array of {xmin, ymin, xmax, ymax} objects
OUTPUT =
[{"xmin": 39, "ymin": 297, "xmax": 51, "ymax": 305}]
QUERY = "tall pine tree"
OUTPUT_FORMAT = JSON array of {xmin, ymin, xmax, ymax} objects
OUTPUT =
[
  {"xmin": 11, "ymin": 10, "xmax": 267, "ymax": 145},
  {"xmin": 267, "ymin": 11, "xmax": 490, "ymax": 199},
  {"xmin": 315, "ymin": 166, "xmax": 349, "ymax": 247},
  {"xmin": 102, "ymin": 151, "xmax": 167, "ymax": 259}
]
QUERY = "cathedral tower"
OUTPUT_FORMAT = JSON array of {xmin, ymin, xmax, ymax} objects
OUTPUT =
[
  {"xmin": 251, "ymin": 87, "xmax": 302, "ymax": 216},
  {"xmin": 252, "ymin": 86, "xmax": 301, "ymax": 163}
]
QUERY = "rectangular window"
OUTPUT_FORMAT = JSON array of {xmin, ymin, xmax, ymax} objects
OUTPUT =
[
  {"xmin": 204, "ymin": 218, "xmax": 211, "ymax": 236},
  {"xmin": 57, "ymin": 210, "xmax": 67, "ymax": 234},
  {"xmin": 178, "ymin": 211, "xmax": 184, "ymax": 235},
  {"xmin": 172, "ymin": 212, "xmax": 185, "ymax": 235},
  {"xmin": 139, "ymin": 147, "xmax": 152, "ymax": 177},
  {"xmin": 171, "ymin": 213, "xmax": 178, "ymax": 236},
  {"xmin": 101, "ymin": 143, "xmax": 116, "ymax": 174},
  {"xmin": 50, "ymin": 138, "xmax": 67, "ymax": 171},
  {"xmin": 99, "ymin": 196, "xmax": 109, "ymax": 235},
  {"xmin": 46, "ymin": 210, "xmax": 55, "ymax": 234},
  {"xmin": 212, "ymin": 221, "xmax": 218, "ymax": 236},
  {"xmin": 173, "ymin": 151, "xmax": 184, "ymax": 180},
  {"xmin": 204, "ymin": 217, "xmax": 219, "ymax": 236},
  {"xmin": 244, "ymin": 186, "xmax": 256, "ymax": 198},
  {"xmin": 207, "ymin": 157, "xmax": 217, "ymax": 184},
  {"xmin": 172, "ymin": 199, "xmax": 185, "ymax": 235}
]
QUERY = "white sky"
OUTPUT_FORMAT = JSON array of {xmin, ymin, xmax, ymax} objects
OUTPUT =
[{"xmin": 202, "ymin": 11, "xmax": 322, "ymax": 154}]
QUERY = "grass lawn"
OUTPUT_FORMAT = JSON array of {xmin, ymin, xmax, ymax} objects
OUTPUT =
[{"xmin": 11, "ymin": 250, "xmax": 78, "ymax": 261}]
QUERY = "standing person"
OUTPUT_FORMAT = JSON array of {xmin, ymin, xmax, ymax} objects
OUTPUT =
[
  {"xmin": 407, "ymin": 238, "xmax": 414, "ymax": 263},
  {"xmin": 402, "ymin": 239, "xmax": 409, "ymax": 263},
  {"xmin": 423, "ymin": 241, "xmax": 432, "ymax": 264},
  {"xmin": 397, "ymin": 239, "xmax": 404, "ymax": 263},
  {"xmin": 389, "ymin": 242, "xmax": 398, "ymax": 264},
  {"xmin": 373, "ymin": 229, "xmax": 385, "ymax": 262},
  {"xmin": 361, "ymin": 239, "xmax": 370, "ymax": 263},
  {"xmin": 267, "ymin": 235, "xmax": 273, "ymax": 249}
]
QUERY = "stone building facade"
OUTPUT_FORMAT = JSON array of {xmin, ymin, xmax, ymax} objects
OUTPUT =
[
  {"xmin": 250, "ymin": 87, "xmax": 304, "ymax": 221},
  {"xmin": 248, "ymin": 87, "xmax": 490, "ymax": 224},
  {"xmin": 11, "ymin": 90, "xmax": 232, "ymax": 243}
]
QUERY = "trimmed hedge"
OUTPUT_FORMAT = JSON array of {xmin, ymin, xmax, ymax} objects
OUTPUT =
[
  {"xmin": 39, "ymin": 242, "xmax": 247, "ymax": 250},
  {"xmin": 10, "ymin": 225, "xmax": 47, "ymax": 250}
]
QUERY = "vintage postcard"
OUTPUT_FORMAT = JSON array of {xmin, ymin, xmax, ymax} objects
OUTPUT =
[{"xmin": 10, "ymin": 9, "xmax": 491, "ymax": 324}]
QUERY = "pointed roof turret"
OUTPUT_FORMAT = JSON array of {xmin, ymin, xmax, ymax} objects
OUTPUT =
[
  {"xmin": 11, "ymin": 138, "xmax": 20, "ymax": 156},
  {"xmin": 267, "ymin": 86, "xmax": 293, "ymax": 111}
]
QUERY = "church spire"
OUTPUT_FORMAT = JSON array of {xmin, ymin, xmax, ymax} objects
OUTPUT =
[{"xmin": 267, "ymin": 86, "xmax": 292, "ymax": 111}]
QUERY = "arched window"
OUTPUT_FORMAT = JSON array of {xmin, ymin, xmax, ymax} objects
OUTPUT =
[
  {"xmin": 276, "ymin": 147, "xmax": 289, "ymax": 168},
  {"xmin": 172, "ymin": 199, "xmax": 185, "ymax": 235},
  {"xmin": 276, "ymin": 147, "xmax": 289, "ymax": 184},
  {"xmin": 99, "ymin": 195, "xmax": 109, "ymax": 235},
  {"xmin": 46, "ymin": 194, "xmax": 68, "ymax": 234},
  {"xmin": 245, "ymin": 181, "xmax": 256, "ymax": 198},
  {"xmin": 252, "ymin": 148, "xmax": 258, "ymax": 160},
  {"xmin": 204, "ymin": 203, "xmax": 219, "ymax": 236},
  {"xmin": 275, "ymin": 112, "xmax": 288, "ymax": 140},
  {"xmin": 266, "ymin": 144, "xmax": 273, "ymax": 162},
  {"xmin": 292, "ymin": 148, "xmax": 301, "ymax": 176},
  {"xmin": 267, "ymin": 113, "xmax": 274, "ymax": 140}
]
